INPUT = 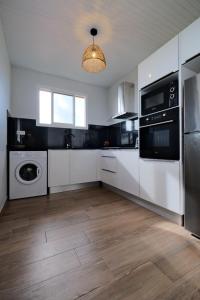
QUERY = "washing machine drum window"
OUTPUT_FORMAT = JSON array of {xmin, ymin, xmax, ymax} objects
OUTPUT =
[{"xmin": 16, "ymin": 161, "xmax": 42, "ymax": 185}]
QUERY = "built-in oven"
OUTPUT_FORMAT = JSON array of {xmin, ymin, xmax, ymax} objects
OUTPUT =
[
  {"xmin": 141, "ymin": 73, "xmax": 178, "ymax": 116},
  {"xmin": 139, "ymin": 107, "xmax": 179, "ymax": 160}
]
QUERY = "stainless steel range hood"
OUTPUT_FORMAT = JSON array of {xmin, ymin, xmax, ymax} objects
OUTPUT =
[{"xmin": 112, "ymin": 81, "xmax": 138, "ymax": 119}]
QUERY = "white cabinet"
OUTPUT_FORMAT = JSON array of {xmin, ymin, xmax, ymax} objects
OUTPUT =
[
  {"xmin": 100, "ymin": 150, "xmax": 139, "ymax": 197},
  {"xmin": 48, "ymin": 150, "xmax": 99, "ymax": 187},
  {"xmin": 100, "ymin": 169, "xmax": 118, "ymax": 188},
  {"xmin": 48, "ymin": 150, "xmax": 70, "ymax": 187},
  {"xmin": 117, "ymin": 150, "xmax": 139, "ymax": 196},
  {"xmin": 138, "ymin": 36, "xmax": 179, "ymax": 89},
  {"xmin": 70, "ymin": 150, "xmax": 98, "ymax": 184},
  {"xmin": 139, "ymin": 159, "xmax": 182, "ymax": 214},
  {"xmin": 100, "ymin": 151, "xmax": 118, "ymax": 188},
  {"xmin": 179, "ymin": 17, "xmax": 200, "ymax": 64},
  {"xmin": 101, "ymin": 154, "xmax": 118, "ymax": 173}
]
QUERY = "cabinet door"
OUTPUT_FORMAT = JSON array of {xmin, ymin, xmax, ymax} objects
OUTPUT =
[
  {"xmin": 48, "ymin": 150, "xmax": 69, "ymax": 187},
  {"xmin": 180, "ymin": 17, "xmax": 200, "ymax": 64},
  {"xmin": 117, "ymin": 150, "xmax": 139, "ymax": 196},
  {"xmin": 139, "ymin": 159, "xmax": 182, "ymax": 214},
  {"xmin": 70, "ymin": 150, "xmax": 98, "ymax": 184},
  {"xmin": 138, "ymin": 36, "xmax": 178, "ymax": 89}
]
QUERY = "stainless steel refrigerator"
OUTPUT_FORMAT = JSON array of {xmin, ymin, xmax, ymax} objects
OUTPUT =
[{"xmin": 184, "ymin": 73, "xmax": 200, "ymax": 237}]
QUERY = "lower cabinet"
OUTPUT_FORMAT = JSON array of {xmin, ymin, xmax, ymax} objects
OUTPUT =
[
  {"xmin": 48, "ymin": 150, "xmax": 70, "ymax": 187},
  {"xmin": 139, "ymin": 159, "xmax": 181, "ymax": 214},
  {"xmin": 70, "ymin": 150, "xmax": 98, "ymax": 184},
  {"xmin": 117, "ymin": 150, "xmax": 139, "ymax": 197},
  {"xmin": 100, "ymin": 150, "xmax": 140, "ymax": 197},
  {"xmin": 100, "ymin": 152, "xmax": 118, "ymax": 188},
  {"xmin": 48, "ymin": 150, "xmax": 182, "ymax": 215},
  {"xmin": 48, "ymin": 150, "xmax": 99, "ymax": 187},
  {"xmin": 100, "ymin": 169, "xmax": 118, "ymax": 188}
]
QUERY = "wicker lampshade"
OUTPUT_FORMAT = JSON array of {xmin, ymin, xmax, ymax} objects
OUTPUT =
[{"xmin": 82, "ymin": 43, "xmax": 106, "ymax": 73}]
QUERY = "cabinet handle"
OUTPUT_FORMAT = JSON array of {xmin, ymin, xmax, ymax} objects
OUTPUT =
[
  {"xmin": 101, "ymin": 155, "xmax": 116, "ymax": 158},
  {"xmin": 101, "ymin": 168, "xmax": 116, "ymax": 174},
  {"xmin": 140, "ymin": 158, "xmax": 178, "ymax": 163},
  {"xmin": 140, "ymin": 120, "xmax": 174, "ymax": 129}
]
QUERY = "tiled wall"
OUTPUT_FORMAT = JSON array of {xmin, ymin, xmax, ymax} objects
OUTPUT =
[{"xmin": 8, "ymin": 117, "xmax": 138, "ymax": 149}]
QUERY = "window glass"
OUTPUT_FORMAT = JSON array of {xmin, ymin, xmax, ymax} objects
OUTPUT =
[
  {"xmin": 53, "ymin": 93, "xmax": 73, "ymax": 124},
  {"xmin": 75, "ymin": 96, "xmax": 86, "ymax": 127},
  {"xmin": 39, "ymin": 90, "xmax": 51, "ymax": 124},
  {"xmin": 38, "ymin": 90, "xmax": 86, "ymax": 128}
]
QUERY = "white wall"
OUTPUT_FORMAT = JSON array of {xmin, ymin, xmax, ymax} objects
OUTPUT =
[
  {"xmin": 108, "ymin": 67, "xmax": 138, "ymax": 124},
  {"xmin": 11, "ymin": 66, "xmax": 109, "ymax": 126},
  {"xmin": 0, "ymin": 18, "xmax": 10, "ymax": 211}
]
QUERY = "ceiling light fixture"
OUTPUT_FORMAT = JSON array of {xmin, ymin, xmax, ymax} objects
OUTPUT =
[{"xmin": 82, "ymin": 28, "xmax": 106, "ymax": 73}]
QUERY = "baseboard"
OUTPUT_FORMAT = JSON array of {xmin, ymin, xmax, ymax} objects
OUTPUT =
[
  {"xmin": 103, "ymin": 183, "xmax": 183, "ymax": 226},
  {"xmin": 49, "ymin": 181, "xmax": 100, "ymax": 194}
]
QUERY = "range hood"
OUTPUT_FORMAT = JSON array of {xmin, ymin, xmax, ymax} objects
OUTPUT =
[{"xmin": 112, "ymin": 81, "xmax": 138, "ymax": 119}]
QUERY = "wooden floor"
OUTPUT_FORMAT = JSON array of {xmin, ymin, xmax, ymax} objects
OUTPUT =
[{"xmin": 0, "ymin": 187, "xmax": 200, "ymax": 299}]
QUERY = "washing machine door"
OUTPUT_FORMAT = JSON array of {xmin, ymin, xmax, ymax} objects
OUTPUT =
[{"xmin": 15, "ymin": 160, "xmax": 42, "ymax": 185}]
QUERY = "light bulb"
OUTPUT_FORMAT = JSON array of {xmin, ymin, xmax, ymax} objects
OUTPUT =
[{"xmin": 92, "ymin": 51, "xmax": 96, "ymax": 58}]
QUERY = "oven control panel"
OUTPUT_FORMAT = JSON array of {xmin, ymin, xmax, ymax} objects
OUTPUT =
[
  {"xmin": 169, "ymin": 81, "xmax": 178, "ymax": 108},
  {"xmin": 140, "ymin": 107, "xmax": 179, "ymax": 127}
]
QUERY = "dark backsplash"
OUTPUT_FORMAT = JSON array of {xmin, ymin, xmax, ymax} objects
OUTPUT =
[{"xmin": 7, "ymin": 117, "xmax": 138, "ymax": 150}]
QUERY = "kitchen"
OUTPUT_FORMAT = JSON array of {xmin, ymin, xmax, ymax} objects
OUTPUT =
[{"xmin": 1, "ymin": 1, "xmax": 200, "ymax": 299}]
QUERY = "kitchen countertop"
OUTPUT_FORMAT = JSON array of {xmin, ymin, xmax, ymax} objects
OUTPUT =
[
  {"xmin": 8, "ymin": 146, "xmax": 138, "ymax": 151},
  {"xmin": 101, "ymin": 147, "xmax": 138, "ymax": 150}
]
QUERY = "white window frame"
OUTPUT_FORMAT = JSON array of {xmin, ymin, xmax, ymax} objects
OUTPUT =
[{"xmin": 36, "ymin": 86, "xmax": 88, "ymax": 129}]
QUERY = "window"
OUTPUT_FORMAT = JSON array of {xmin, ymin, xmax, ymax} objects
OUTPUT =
[
  {"xmin": 38, "ymin": 89, "xmax": 87, "ymax": 128},
  {"xmin": 75, "ymin": 96, "xmax": 86, "ymax": 127},
  {"xmin": 53, "ymin": 93, "xmax": 73, "ymax": 124},
  {"xmin": 39, "ymin": 90, "xmax": 51, "ymax": 124}
]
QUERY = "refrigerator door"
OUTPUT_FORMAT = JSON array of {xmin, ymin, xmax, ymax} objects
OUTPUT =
[
  {"xmin": 184, "ymin": 74, "xmax": 200, "ymax": 133},
  {"xmin": 184, "ymin": 132, "xmax": 200, "ymax": 236}
]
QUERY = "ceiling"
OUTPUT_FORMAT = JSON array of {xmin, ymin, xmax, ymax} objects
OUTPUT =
[{"xmin": 0, "ymin": 0, "xmax": 200, "ymax": 87}]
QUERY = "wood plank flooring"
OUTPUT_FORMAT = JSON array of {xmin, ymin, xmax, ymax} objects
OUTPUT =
[{"xmin": 0, "ymin": 186, "xmax": 200, "ymax": 299}]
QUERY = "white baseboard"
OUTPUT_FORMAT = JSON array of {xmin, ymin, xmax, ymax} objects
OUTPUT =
[
  {"xmin": 103, "ymin": 183, "xmax": 183, "ymax": 226},
  {"xmin": 49, "ymin": 182, "xmax": 100, "ymax": 194}
]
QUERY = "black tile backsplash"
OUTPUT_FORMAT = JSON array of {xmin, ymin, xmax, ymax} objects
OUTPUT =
[
  {"xmin": 8, "ymin": 118, "xmax": 48, "ymax": 150},
  {"xmin": 7, "ymin": 117, "xmax": 138, "ymax": 150}
]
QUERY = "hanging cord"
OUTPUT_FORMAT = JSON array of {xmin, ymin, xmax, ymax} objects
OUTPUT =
[{"xmin": 92, "ymin": 35, "xmax": 95, "ymax": 51}]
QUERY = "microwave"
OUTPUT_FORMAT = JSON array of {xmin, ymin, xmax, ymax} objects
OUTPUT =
[{"xmin": 141, "ymin": 75, "xmax": 178, "ymax": 116}]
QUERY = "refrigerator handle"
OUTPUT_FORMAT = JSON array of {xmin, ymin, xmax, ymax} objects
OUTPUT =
[{"xmin": 184, "ymin": 131, "xmax": 200, "ymax": 135}]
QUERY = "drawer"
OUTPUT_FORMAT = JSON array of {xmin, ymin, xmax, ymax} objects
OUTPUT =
[
  {"xmin": 100, "ymin": 155, "xmax": 117, "ymax": 173},
  {"xmin": 101, "ymin": 169, "xmax": 118, "ymax": 187}
]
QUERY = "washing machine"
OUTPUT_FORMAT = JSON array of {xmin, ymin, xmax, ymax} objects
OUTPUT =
[{"xmin": 9, "ymin": 151, "xmax": 47, "ymax": 200}]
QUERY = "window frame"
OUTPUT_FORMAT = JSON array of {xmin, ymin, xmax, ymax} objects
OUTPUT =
[{"xmin": 36, "ymin": 86, "xmax": 88, "ymax": 129}]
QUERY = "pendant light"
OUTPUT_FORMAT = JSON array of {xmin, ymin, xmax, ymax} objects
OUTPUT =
[{"xmin": 82, "ymin": 28, "xmax": 106, "ymax": 73}]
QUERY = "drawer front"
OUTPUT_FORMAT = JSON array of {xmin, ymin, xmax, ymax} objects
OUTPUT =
[
  {"xmin": 101, "ymin": 169, "xmax": 118, "ymax": 187},
  {"xmin": 100, "ymin": 156, "xmax": 117, "ymax": 173}
]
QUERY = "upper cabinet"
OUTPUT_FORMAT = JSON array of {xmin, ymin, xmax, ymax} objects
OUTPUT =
[
  {"xmin": 138, "ymin": 36, "xmax": 179, "ymax": 90},
  {"xmin": 179, "ymin": 17, "xmax": 200, "ymax": 65}
]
